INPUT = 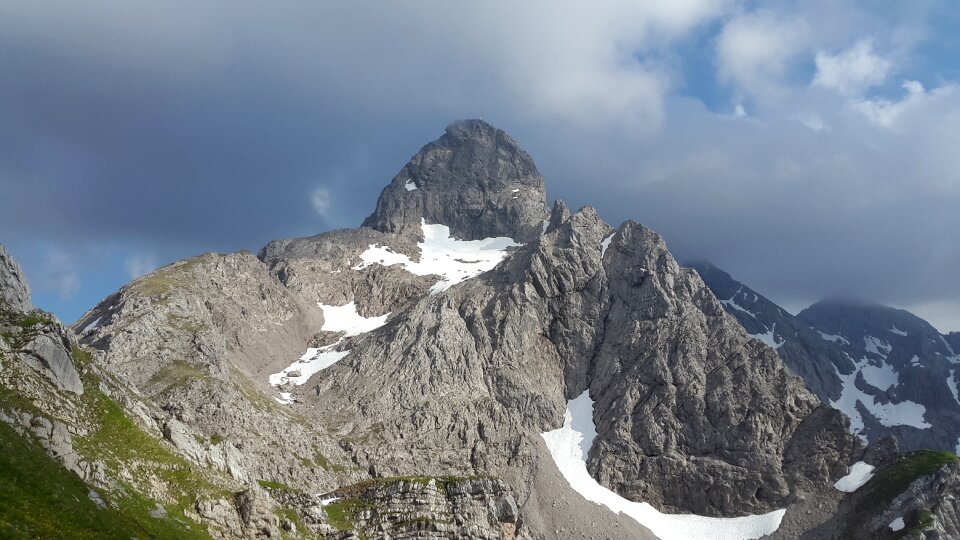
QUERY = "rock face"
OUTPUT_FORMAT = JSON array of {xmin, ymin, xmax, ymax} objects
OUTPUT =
[
  {"xmin": 696, "ymin": 262, "xmax": 960, "ymax": 454},
  {"xmin": 0, "ymin": 244, "xmax": 32, "ymax": 312},
  {"xmin": 0, "ymin": 244, "xmax": 82, "ymax": 395},
  {"xmin": 362, "ymin": 119, "xmax": 548, "ymax": 243},
  {"xmin": 690, "ymin": 262, "xmax": 846, "ymax": 402},
  {"xmin": 306, "ymin": 477, "xmax": 523, "ymax": 539}
]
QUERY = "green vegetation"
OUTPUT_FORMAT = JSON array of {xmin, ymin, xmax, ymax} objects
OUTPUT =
[
  {"xmin": 0, "ymin": 308, "xmax": 53, "ymax": 349},
  {"xmin": 165, "ymin": 313, "xmax": 208, "ymax": 334},
  {"xmin": 323, "ymin": 496, "xmax": 372, "ymax": 532},
  {"xmin": 322, "ymin": 474, "xmax": 488, "ymax": 534},
  {"xmin": 257, "ymin": 479, "xmax": 295, "ymax": 491},
  {"xmin": 147, "ymin": 360, "xmax": 210, "ymax": 392},
  {"xmin": 0, "ymin": 419, "xmax": 207, "ymax": 539},
  {"xmin": 298, "ymin": 451, "xmax": 346, "ymax": 473},
  {"xmin": 906, "ymin": 509, "xmax": 934, "ymax": 534},
  {"xmin": 74, "ymin": 373, "xmax": 219, "ymax": 538},
  {"xmin": 71, "ymin": 346, "xmax": 94, "ymax": 369},
  {"xmin": 130, "ymin": 258, "xmax": 202, "ymax": 298},
  {"xmin": 276, "ymin": 506, "xmax": 308, "ymax": 540},
  {"xmin": 857, "ymin": 451, "xmax": 958, "ymax": 512}
]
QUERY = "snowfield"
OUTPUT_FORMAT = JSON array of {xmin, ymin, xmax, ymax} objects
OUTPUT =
[
  {"xmin": 833, "ymin": 461, "xmax": 875, "ymax": 492},
  {"xmin": 353, "ymin": 219, "xmax": 520, "ymax": 294},
  {"xmin": 600, "ymin": 233, "xmax": 615, "ymax": 257},
  {"xmin": 541, "ymin": 392, "xmax": 787, "ymax": 540},
  {"xmin": 269, "ymin": 302, "xmax": 389, "ymax": 390},
  {"xmin": 830, "ymin": 361, "xmax": 930, "ymax": 434},
  {"xmin": 750, "ymin": 323, "xmax": 784, "ymax": 349},
  {"xmin": 317, "ymin": 301, "xmax": 389, "ymax": 337}
]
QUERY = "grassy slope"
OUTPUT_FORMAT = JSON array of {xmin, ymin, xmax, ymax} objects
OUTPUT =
[{"xmin": 0, "ymin": 419, "xmax": 206, "ymax": 539}]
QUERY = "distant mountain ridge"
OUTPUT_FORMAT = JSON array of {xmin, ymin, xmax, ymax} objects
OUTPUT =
[{"xmin": 693, "ymin": 261, "xmax": 960, "ymax": 453}]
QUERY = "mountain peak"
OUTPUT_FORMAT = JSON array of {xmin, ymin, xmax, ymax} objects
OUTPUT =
[
  {"xmin": 0, "ymin": 244, "xmax": 32, "ymax": 312},
  {"xmin": 361, "ymin": 119, "xmax": 548, "ymax": 243}
]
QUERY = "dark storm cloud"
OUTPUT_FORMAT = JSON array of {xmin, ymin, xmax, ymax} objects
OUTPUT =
[{"xmin": 1, "ymin": 1, "xmax": 959, "ymax": 330}]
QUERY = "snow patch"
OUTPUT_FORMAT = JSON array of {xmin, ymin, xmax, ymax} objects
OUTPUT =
[
  {"xmin": 511, "ymin": 188, "xmax": 520, "ymax": 193},
  {"xmin": 269, "ymin": 346, "xmax": 351, "ymax": 386},
  {"xmin": 948, "ymin": 370, "xmax": 960, "ymax": 406},
  {"xmin": 721, "ymin": 287, "xmax": 757, "ymax": 320},
  {"xmin": 941, "ymin": 335, "xmax": 960, "ymax": 363},
  {"xmin": 404, "ymin": 179, "xmax": 417, "ymax": 191},
  {"xmin": 888, "ymin": 325, "xmax": 908, "ymax": 336},
  {"xmin": 274, "ymin": 392, "xmax": 294, "ymax": 405},
  {"xmin": 541, "ymin": 219, "xmax": 550, "ymax": 234},
  {"xmin": 859, "ymin": 361, "xmax": 899, "ymax": 391},
  {"xmin": 316, "ymin": 301, "xmax": 388, "ymax": 337},
  {"xmin": 82, "ymin": 317, "xmax": 102, "ymax": 333},
  {"xmin": 831, "ymin": 363, "xmax": 930, "ymax": 433},
  {"xmin": 600, "ymin": 234, "xmax": 615, "ymax": 257},
  {"xmin": 353, "ymin": 220, "xmax": 520, "ymax": 294},
  {"xmin": 833, "ymin": 461, "xmax": 875, "ymax": 492},
  {"xmin": 541, "ymin": 391, "xmax": 786, "ymax": 540},
  {"xmin": 817, "ymin": 330, "xmax": 851, "ymax": 345},
  {"xmin": 910, "ymin": 355, "xmax": 922, "ymax": 367},
  {"xmin": 864, "ymin": 335, "xmax": 892, "ymax": 358},
  {"xmin": 319, "ymin": 497, "xmax": 340, "ymax": 506},
  {"xmin": 749, "ymin": 323, "xmax": 784, "ymax": 349},
  {"xmin": 889, "ymin": 516, "xmax": 905, "ymax": 532}
]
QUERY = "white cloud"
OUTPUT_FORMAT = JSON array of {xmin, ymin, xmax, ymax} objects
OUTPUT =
[
  {"xmin": 311, "ymin": 187, "xmax": 332, "ymax": 218},
  {"xmin": 124, "ymin": 254, "xmax": 157, "ymax": 280},
  {"xmin": 813, "ymin": 41, "xmax": 892, "ymax": 96},
  {"xmin": 850, "ymin": 80, "xmax": 960, "ymax": 129},
  {"xmin": 716, "ymin": 12, "xmax": 809, "ymax": 98},
  {"xmin": 37, "ymin": 249, "xmax": 80, "ymax": 299}
]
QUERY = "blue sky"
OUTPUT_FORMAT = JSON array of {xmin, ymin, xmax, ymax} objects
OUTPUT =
[{"xmin": 1, "ymin": 1, "xmax": 959, "ymax": 332}]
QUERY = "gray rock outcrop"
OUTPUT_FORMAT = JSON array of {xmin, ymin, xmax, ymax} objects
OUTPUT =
[
  {"xmin": 0, "ymin": 244, "xmax": 32, "ymax": 311},
  {"xmin": 362, "ymin": 119, "xmax": 549, "ymax": 243}
]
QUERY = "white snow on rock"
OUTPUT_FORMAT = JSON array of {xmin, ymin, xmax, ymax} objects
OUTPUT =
[
  {"xmin": 833, "ymin": 461, "xmax": 875, "ymax": 492},
  {"xmin": 269, "ymin": 345, "xmax": 351, "ymax": 386},
  {"xmin": 749, "ymin": 323, "xmax": 784, "ymax": 349},
  {"xmin": 888, "ymin": 516, "xmax": 905, "ymax": 531},
  {"xmin": 721, "ymin": 288, "xmax": 757, "ymax": 320},
  {"xmin": 831, "ymin": 363, "xmax": 930, "ymax": 434},
  {"xmin": 541, "ymin": 219, "xmax": 550, "ymax": 234},
  {"xmin": 317, "ymin": 301, "xmax": 389, "ymax": 337},
  {"xmin": 817, "ymin": 330, "xmax": 851, "ymax": 345},
  {"xmin": 319, "ymin": 497, "xmax": 340, "ymax": 506},
  {"xmin": 404, "ymin": 179, "xmax": 417, "ymax": 191},
  {"xmin": 864, "ymin": 335, "xmax": 892, "ymax": 358},
  {"xmin": 859, "ymin": 361, "xmax": 899, "ymax": 391},
  {"xmin": 541, "ymin": 391, "xmax": 787, "ymax": 540},
  {"xmin": 353, "ymin": 220, "xmax": 520, "ymax": 294},
  {"xmin": 600, "ymin": 234, "xmax": 615, "ymax": 257},
  {"xmin": 889, "ymin": 325, "xmax": 908, "ymax": 336},
  {"xmin": 941, "ymin": 336, "xmax": 960, "ymax": 363},
  {"xmin": 910, "ymin": 355, "xmax": 922, "ymax": 367},
  {"xmin": 274, "ymin": 392, "xmax": 294, "ymax": 405},
  {"xmin": 82, "ymin": 317, "xmax": 102, "ymax": 333},
  {"xmin": 269, "ymin": 302, "xmax": 390, "ymax": 387},
  {"xmin": 948, "ymin": 370, "xmax": 960, "ymax": 406}
]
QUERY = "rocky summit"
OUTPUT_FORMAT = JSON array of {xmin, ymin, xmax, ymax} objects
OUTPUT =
[{"xmin": 1, "ymin": 120, "xmax": 957, "ymax": 539}]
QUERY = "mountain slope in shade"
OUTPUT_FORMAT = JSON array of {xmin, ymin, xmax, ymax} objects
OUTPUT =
[{"xmin": 694, "ymin": 262, "xmax": 960, "ymax": 453}]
